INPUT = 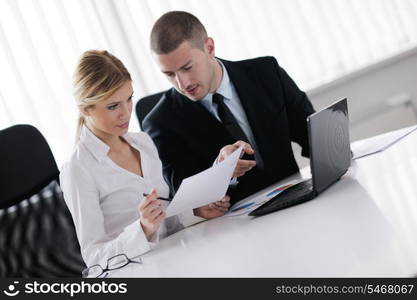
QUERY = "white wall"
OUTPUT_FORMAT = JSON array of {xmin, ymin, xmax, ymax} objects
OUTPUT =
[{"xmin": 293, "ymin": 46, "xmax": 417, "ymax": 168}]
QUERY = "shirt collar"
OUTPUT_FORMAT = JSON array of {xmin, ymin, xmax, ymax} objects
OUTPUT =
[
  {"xmin": 80, "ymin": 125, "xmax": 135, "ymax": 162},
  {"xmin": 216, "ymin": 59, "xmax": 233, "ymax": 100},
  {"xmin": 201, "ymin": 59, "xmax": 234, "ymax": 107}
]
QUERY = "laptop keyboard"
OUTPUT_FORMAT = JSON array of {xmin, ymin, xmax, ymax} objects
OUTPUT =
[{"xmin": 249, "ymin": 179, "xmax": 315, "ymax": 216}]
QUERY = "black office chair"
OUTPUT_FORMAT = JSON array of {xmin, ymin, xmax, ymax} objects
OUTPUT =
[
  {"xmin": 0, "ymin": 124, "xmax": 85, "ymax": 277},
  {"xmin": 135, "ymin": 91, "xmax": 166, "ymax": 130}
]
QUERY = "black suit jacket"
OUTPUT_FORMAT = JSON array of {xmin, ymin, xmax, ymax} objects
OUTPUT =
[{"xmin": 143, "ymin": 56, "xmax": 315, "ymax": 203}]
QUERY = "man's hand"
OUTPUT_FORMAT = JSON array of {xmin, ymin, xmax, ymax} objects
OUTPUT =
[
  {"xmin": 138, "ymin": 188, "xmax": 166, "ymax": 240},
  {"xmin": 193, "ymin": 195, "xmax": 231, "ymax": 219},
  {"xmin": 217, "ymin": 140, "xmax": 256, "ymax": 177}
]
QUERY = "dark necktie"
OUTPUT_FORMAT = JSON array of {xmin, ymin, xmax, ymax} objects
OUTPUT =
[
  {"xmin": 212, "ymin": 93, "xmax": 256, "ymax": 163},
  {"xmin": 212, "ymin": 93, "xmax": 250, "ymax": 143}
]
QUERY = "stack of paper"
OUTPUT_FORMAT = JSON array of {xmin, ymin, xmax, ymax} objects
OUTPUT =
[{"xmin": 352, "ymin": 125, "xmax": 417, "ymax": 160}]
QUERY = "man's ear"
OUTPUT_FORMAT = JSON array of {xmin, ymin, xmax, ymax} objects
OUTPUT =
[{"xmin": 205, "ymin": 37, "xmax": 215, "ymax": 57}]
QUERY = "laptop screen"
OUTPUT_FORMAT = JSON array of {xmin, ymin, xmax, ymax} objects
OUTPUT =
[{"xmin": 307, "ymin": 98, "xmax": 351, "ymax": 194}]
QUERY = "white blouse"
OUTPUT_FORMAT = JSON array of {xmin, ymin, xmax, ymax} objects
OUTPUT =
[{"xmin": 60, "ymin": 126, "xmax": 202, "ymax": 268}]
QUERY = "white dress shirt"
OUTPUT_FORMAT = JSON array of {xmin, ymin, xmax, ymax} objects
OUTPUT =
[
  {"xmin": 199, "ymin": 60, "xmax": 264, "ymax": 169},
  {"xmin": 60, "ymin": 126, "xmax": 202, "ymax": 268}
]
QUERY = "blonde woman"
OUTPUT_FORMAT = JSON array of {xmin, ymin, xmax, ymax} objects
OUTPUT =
[{"xmin": 60, "ymin": 50, "xmax": 233, "ymax": 271}]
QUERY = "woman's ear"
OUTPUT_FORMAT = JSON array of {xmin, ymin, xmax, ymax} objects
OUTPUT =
[{"xmin": 80, "ymin": 106, "xmax": 91, "ymax": 117}]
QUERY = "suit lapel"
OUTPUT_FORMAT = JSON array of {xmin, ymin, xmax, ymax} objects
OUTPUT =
[
  {"xmin": 169, "ymin": 89, "xmax": 234, "ymax": 157},
  {"xmin": 221, "ymin": 59, "xmax": 278, "ymax": 162},
  {"xmin": 170, "ymin": 89, "xmax": 222, "ymax": 135}
]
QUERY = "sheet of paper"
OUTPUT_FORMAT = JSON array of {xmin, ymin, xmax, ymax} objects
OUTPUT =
[
  {"xmin": 351, "ymin": 125, "xmax": 417, "ymax": 159},
  {"xmin": 165, "ymin": 145, "xmax": 243, "ymax": 217},
  {"xmin": 223, "ymin": 181, "xmax": 298, "ymax": 217}
]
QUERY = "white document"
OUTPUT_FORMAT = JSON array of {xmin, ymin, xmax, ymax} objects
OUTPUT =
[
  {"xmin": 165, "ymin": 146, "xmax": 243, "ymax": 217},
  {"xmin": 352, "ymin": 125, "xmax": 417, "ymax": 160},
  {"xmin": 223, "ymin": 180, "xmax": 300, "ymax": 217}
]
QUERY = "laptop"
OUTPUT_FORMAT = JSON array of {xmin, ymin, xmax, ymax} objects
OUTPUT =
[{"xmin": 249, "ymin": 98, "xmax": 351, "ymax": 217}]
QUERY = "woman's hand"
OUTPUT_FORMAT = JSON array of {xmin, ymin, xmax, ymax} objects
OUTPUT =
[
  {"xmin": 138, "ymin": 188, "xmax": 166, "ymax": 240},
  {"xmin": 193, "ymin": 195, "xmax": 231, "ymax": 219},
  {"xmin": 217, "ymin": 141, "xmax": 256, "ymax": 177}
]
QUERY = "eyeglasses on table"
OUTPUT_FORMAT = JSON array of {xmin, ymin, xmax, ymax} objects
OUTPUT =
[{"xmin": 82, "ymin": 253, "xmax": 142, "ymax": 278}]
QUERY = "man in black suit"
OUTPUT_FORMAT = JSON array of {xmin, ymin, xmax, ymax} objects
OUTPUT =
[{"xmin": 143, "ymin": 11, "xmax": 315, "ymax": 204}]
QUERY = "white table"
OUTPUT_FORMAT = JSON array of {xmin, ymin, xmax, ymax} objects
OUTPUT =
[{"xmin": 110, "ymin": 128, "xmax": 417, "ymax": 277}]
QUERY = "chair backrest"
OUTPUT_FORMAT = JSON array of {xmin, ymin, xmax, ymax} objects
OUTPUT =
[
  {"xmin": 0, "ymin": 124, "xmax": 59, "ymax": 209},
  {"xmin": 0, "ymin": 124, "xmax": 85, "ymax": 277},
  {"xmin": 135, "ymin": 91, "xmax": 166, "ymax": 130},
  {"xmin": 0, "ymin": 182, "xmax": 86, "ymax": 277}
]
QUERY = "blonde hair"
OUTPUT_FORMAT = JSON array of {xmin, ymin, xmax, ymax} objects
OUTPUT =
[{"xmin": 73, "ymin": 50, "xmax": 131, "ymax": 142}]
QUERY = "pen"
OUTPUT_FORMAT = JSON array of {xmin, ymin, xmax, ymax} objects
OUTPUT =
[{"xmin": 142, "ymin": 193, "xmax": 172, "ymax": 201}]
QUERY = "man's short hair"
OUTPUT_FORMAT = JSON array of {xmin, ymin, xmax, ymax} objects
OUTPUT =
[{"xmin": 150, "ymin": 11, "xmax": 208, "ymax": 54}]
